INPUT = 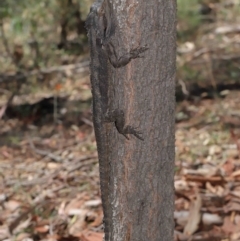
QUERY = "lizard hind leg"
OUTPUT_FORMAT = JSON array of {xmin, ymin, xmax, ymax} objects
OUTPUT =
[{"xmin": 105, "ymin": 109, "xmax": 144, "ymax": 141}]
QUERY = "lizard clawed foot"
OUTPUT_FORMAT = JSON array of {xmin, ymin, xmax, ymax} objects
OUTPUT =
[
  {"xmin": 123, "ymin": 125, "xmax": 144, "ymax": 141},
  {"xmin": 130, "ymin": 45, "xmax": 149, "ymax": 59}
]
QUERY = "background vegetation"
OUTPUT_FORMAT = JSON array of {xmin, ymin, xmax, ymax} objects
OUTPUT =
[{"xmin": 0, "ymin": 0, "xmax": 240, "ymax": 241}]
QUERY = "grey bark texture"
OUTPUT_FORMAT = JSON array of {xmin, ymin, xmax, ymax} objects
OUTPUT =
[
  {"xmin": 108, "ymin": 1, "xmax": 176, "ymax": 241},
  {"xmin": 87, "ymin": 0, "xmax": 176, "ymax": 240}
]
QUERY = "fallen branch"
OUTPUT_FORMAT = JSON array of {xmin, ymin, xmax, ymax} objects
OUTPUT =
[
  {"xmin": 28, "ymin": 137, "xmax": 63, "ymax": 162},
  {"xmin": 0, "ymin": 61, "xmax": 89, "ymax": 83}
]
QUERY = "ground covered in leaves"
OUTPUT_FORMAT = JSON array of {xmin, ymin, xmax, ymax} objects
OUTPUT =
[{"xmin": 1, "ymin": 85, "xmax": 240, "ymax": 241}]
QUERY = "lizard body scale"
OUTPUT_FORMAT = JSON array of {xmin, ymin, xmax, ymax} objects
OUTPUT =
[{"xmin": 86, "ymin": 1, "xmax": 147, "ymax": 240}]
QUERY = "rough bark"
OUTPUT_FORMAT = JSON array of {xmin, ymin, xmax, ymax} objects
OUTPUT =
[{"xmin": 89, "ymin": 0, "xmax": 176, "ymax": 240}]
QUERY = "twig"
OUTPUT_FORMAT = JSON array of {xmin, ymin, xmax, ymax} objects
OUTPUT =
[
  {"xmin": 215, "ymin": 24, "xmax": 240, "ymax": 34},
  {"xmin": 0, "ymin": 73, "xmax": 26, "ymax": 119},
  {"xmin": 28, "ymin": 137, "xmax": 63, "ymax": 162},
  {"xmin": 81, "ymin": 117, "xmax": 93, "ymax": 127},
  {"xmin": 204, "ymin": 53, "xmax": 217, "ymax": 90},
  {"xmin": 54, "ymin": 92, "xmax": 58, "ymax": 123},
  {"xmin": 0, "ymin": 92, "xmax": 15, "ymax": 119},
  {"xmin": 67, "ymin": 156, "xmax": 97, "ymax": 174},
  {"xmin": 178, "ymin": 79, "xmax": 189, "ymax": 96}
]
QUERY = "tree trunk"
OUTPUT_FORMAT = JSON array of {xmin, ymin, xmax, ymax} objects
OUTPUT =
[
  {"xmin": 87, "ymin": 0, "xmax": 176, "ymax": 240},
  {"xmin": 108, "ymin": 2, "xmax": 176, "ymax": 241}
]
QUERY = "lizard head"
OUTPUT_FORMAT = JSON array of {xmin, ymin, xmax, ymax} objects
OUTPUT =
[
  {"xmin": 85, "ymin": 1, "xmax": 115, "ymax": 45},
  {"xmin": 85, "ymin": 2, "xmax": 106, "ymax": 40}
]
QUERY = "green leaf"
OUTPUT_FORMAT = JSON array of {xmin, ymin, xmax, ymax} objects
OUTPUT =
[{"xmin": 11, "ymin": 18, "xmax": 23, "ymax": 33}]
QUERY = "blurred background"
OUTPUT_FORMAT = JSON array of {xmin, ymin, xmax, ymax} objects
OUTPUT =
[{"xmin": 0, "ymin": 0, "xmax": 240, "ymax": 240}]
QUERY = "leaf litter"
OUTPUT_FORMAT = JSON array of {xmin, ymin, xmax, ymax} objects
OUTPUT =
[
  {"xmin": 175, "ymin": 91, "xmax": 240, "ymax": 241},
  {"xmin": 1, "ymin": 88, "xmax": 240, "ymax": 240}
]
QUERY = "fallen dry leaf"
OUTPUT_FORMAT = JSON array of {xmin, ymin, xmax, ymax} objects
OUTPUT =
[
  {"xmin": 224, "ymin": 201, "xmax": 240, "ymax": 213},
  {"xmin": 231, "ymin": 169, "xmax": 240, "ymax": 178},
  {"xmin": 34, "ymin": 224, "xmax": 49, "ymax": 233},
  {"xmin": 81, "ymin": 231, "xmax": 103, "ymax": 241},
  {"xmin": 221, "ymin": 159, "xmax": 235, "ymax": 176},
  {"xmin": 184, "ymin": 193, "xmax": 202, "ymax": 235},
  {"xmin": 221, "ymin": 216, "xmax": 240, "ymax": 234},
  {"xmin": 4, "ymin": 200, "xmax": 21, "ymax": 211}
]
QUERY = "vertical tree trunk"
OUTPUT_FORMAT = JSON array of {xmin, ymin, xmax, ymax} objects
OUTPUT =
[
  {"xmin": 108, "ymin": 1, "xmax": 176, "ymax": 241},
  {"xmin": 87, "ymin": 0, "xmax": 176, "ymax": 240}
]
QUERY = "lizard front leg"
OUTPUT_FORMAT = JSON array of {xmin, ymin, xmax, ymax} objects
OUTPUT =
[{"xmin": 105, "ymin": 42, "xmax": 148, "ymax": 68}]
